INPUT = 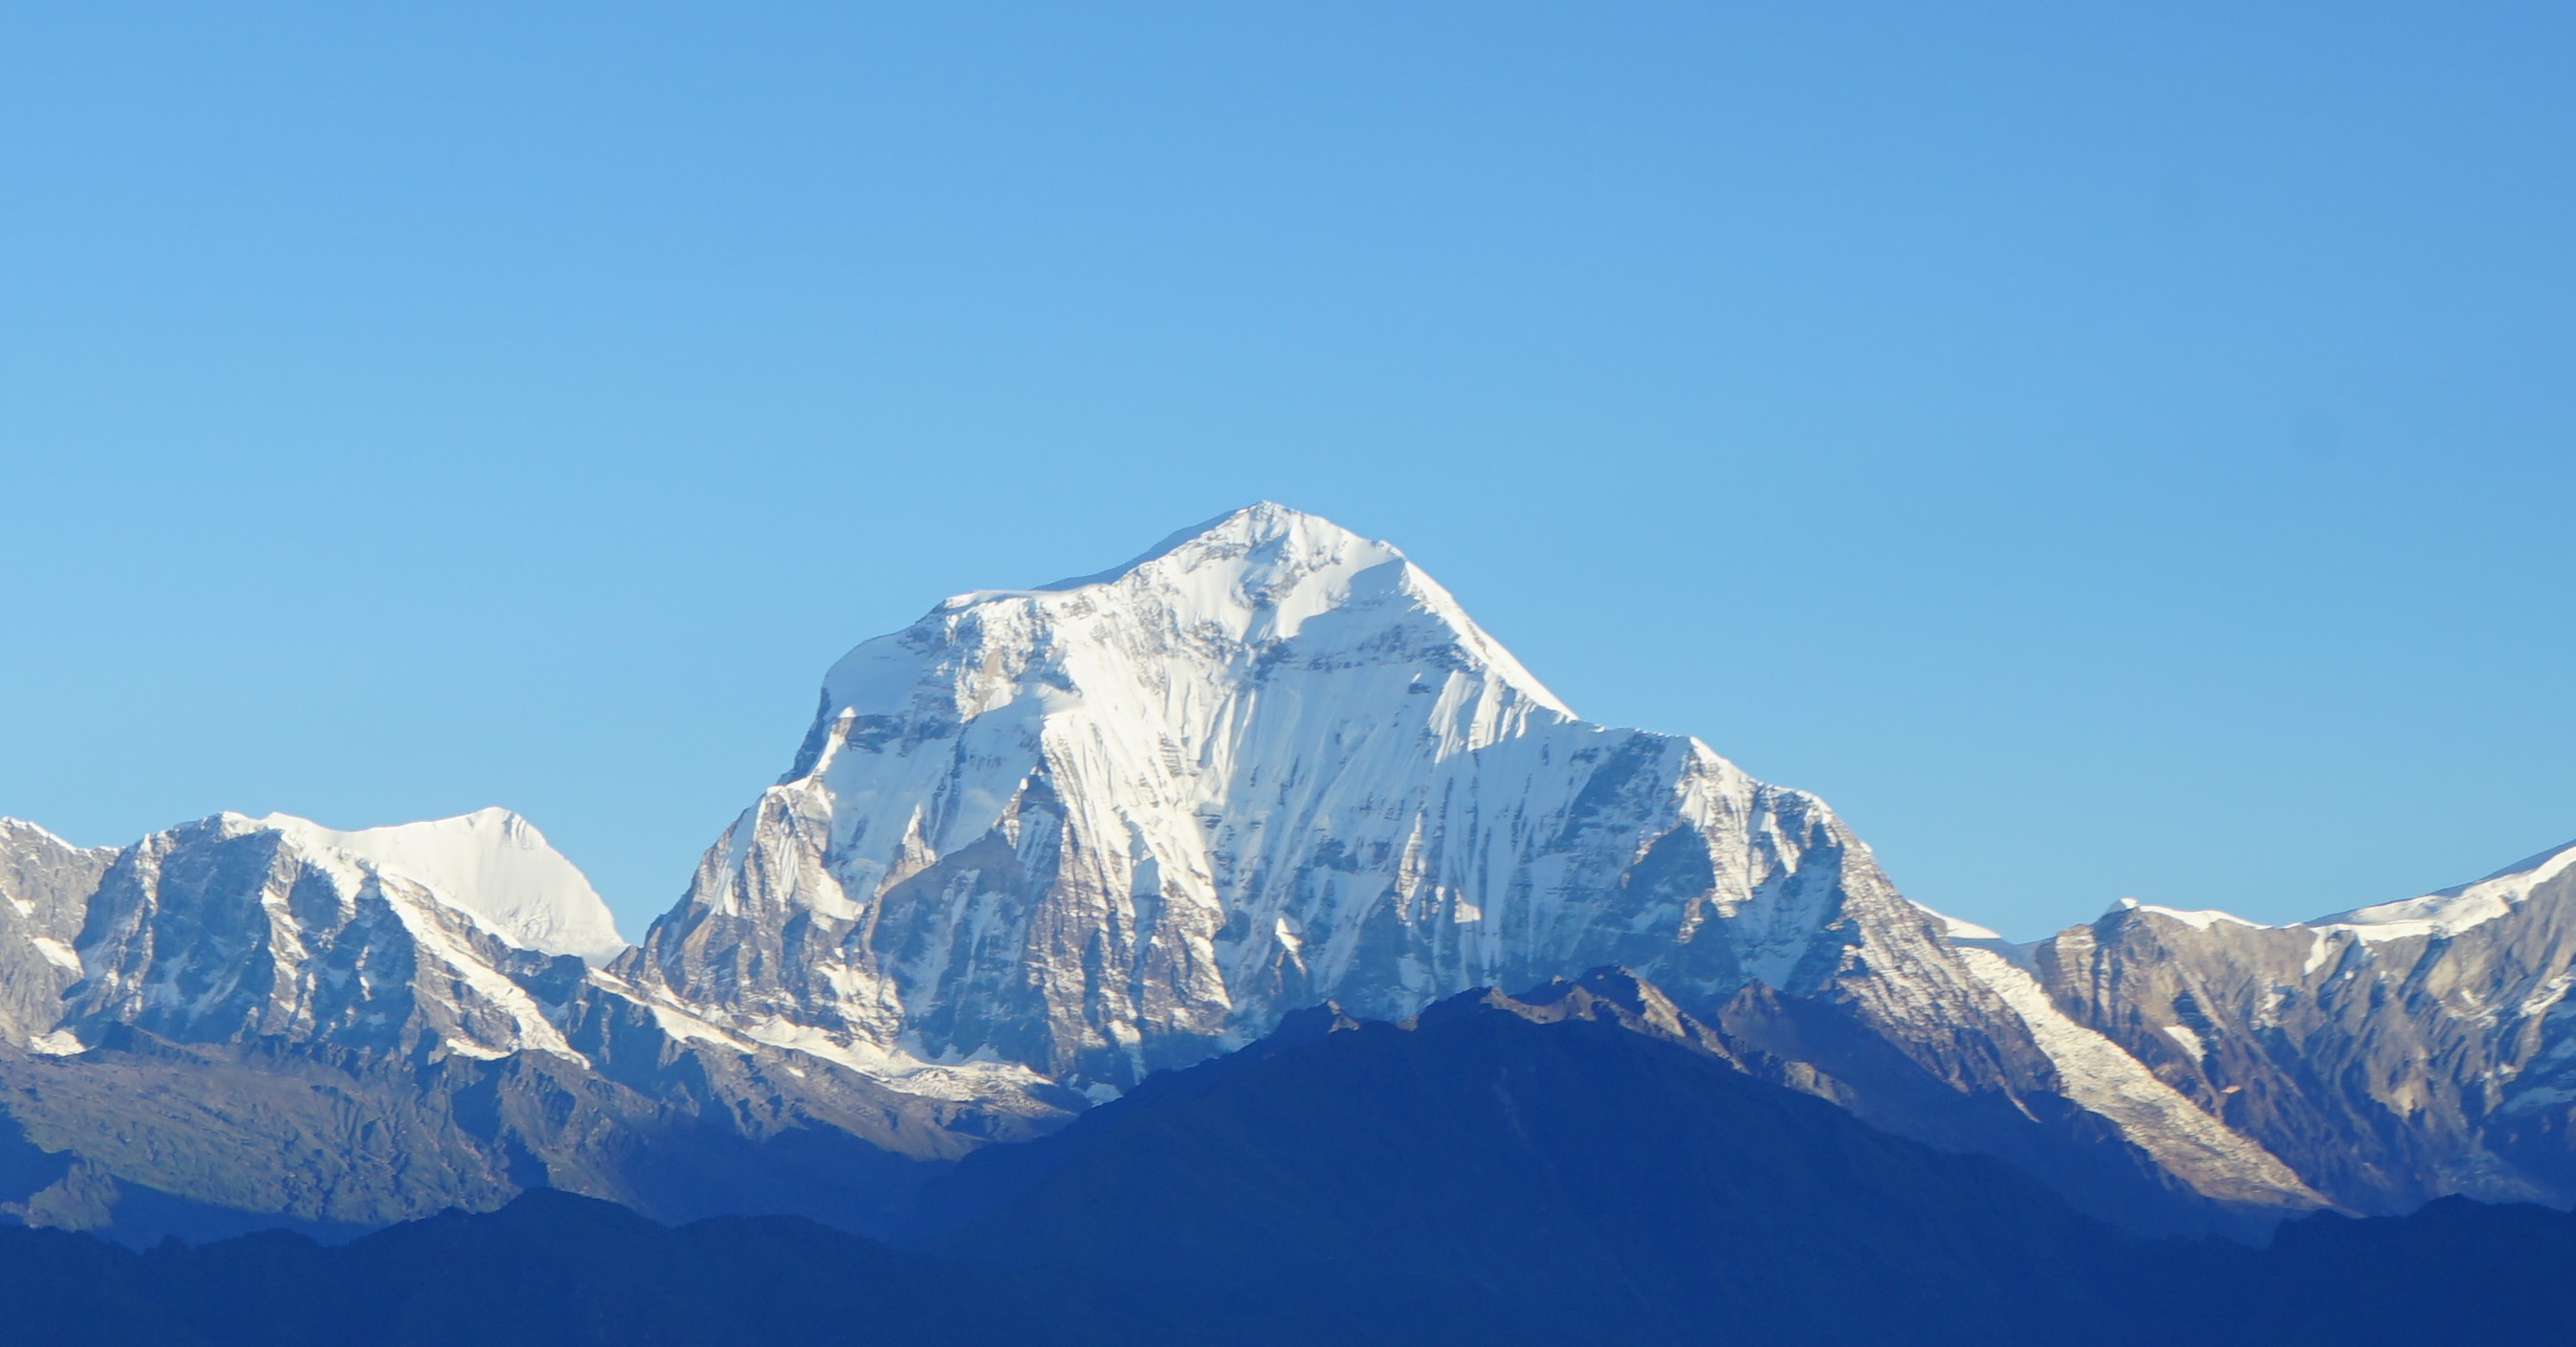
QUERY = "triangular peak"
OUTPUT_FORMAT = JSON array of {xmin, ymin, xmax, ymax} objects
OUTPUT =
[
  {"xmin": 1036, "ymin": 501, "xmax": 1391, "ymax": 592},
  {"xmin": 254, "ymin": 808, "xmax": 628, "ymax": 963},
  {"xmin": 824, "ymin": 503, "xmax": 1574, "ymax": 721}
]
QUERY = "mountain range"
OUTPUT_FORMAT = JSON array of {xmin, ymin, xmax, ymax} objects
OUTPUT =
[
  {"xmin": 10, "ymin": 987, "xmax": 2574, "ymax": 1345},
  {"xmin": 2, "ymin": 503, "xmax": 2571, "ymax": 1249}
]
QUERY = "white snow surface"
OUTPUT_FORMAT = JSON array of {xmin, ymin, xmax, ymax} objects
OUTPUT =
[
  {"xmin": 1917, "ymin": 904, "xmax": 2003, "ymax": 941},
  {"xmin": 256, "ymin": 808, "xmax": 627, "ymax": 962},
  {"xmin": 2115, "ymin": 897, "xmax": 2272, "ymax": 932},
  {"xmin": 642, "ymin": 502, "xmax": 1974, "ymax": 1086},
  {"xmin": 820, "ymin": 500, "xmax": 1574, "ymax": 729},
  {"xmin": 2313, "ymin": 839, "xmax": 2576, "ymax": 944}
]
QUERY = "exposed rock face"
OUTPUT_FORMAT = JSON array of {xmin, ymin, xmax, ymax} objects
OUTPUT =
[
  {"xmin": 2031, "ymin": 842, "xmax": 2576, "ymax": 1213},
  {"xmin": 59, "ymin": 813, "xmax": 591, "ymax": 1062},
  {"xmin": 0, "ymin": 492, "xmax": 2320, "ymax": 1240},
  {"xmin": 620, "ymin": 503, "xmax": 2318, "ymax": 1226},
  {"xmin": 627, "ymin": 505, "xmax": 2008, "ymax": 1079},
  {"xmin": 253, "ymin": 808, "xmax": 629, "ymax": 964},
  {"xmin": 0, "ymin": 812, "xmax": 1068, "ymax": 1244},
  {"xmin": 1, "ymin": 502, "xmax": 2563, "ymax": 1240},
  {"xmin": 0, "ymin": 822, "xmax": 113, "ymax": 1046}
]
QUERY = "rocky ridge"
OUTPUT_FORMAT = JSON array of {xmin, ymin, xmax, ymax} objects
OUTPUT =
[
  {"xmin": 0, "ymin": 503, "xmax": 2566, "ymax": 1239},
  {"xmin": 0, "ymin": 811, "xmax": 1070, "ymax": 1243},
  {"xmin": 615, "ymin": 503, "xmax": 2320, "ymax": 1226},
  {"xmin": 2018, "ymin": 840, "xmax": 2576, "ymax": 1213}
]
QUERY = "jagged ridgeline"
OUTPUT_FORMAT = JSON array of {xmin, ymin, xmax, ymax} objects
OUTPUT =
[{"xmin": 1, "ymin": 504, "xmax": 2571, "ymax": 1243}]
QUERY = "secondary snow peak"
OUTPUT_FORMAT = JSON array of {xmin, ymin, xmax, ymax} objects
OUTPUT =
[{"xmin": 253, "ymin": 807, "xmax": 627, "ymax": 962}]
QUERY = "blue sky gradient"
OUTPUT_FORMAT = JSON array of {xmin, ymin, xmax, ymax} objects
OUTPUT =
[{"xmin": 5, "ymin": 5, "xmax": 2570, "ymax": 938}]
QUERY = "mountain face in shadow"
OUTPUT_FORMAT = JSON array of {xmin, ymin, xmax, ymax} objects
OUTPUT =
[
  {"xmin": 0, "ymin": 1189, "xmax": 1176, "ymax": 1347},
  {"xmin": 914, "ymin": 974, "xmax": 2137, "ymax": 1344},
  {"xmin": 10, "ymin": 979, "xmax": 2575, "ymax": 1347}
]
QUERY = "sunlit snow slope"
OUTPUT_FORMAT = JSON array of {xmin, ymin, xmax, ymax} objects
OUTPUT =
[
  {"xmin": 259, "ymin": 808, "xmax": 627, "ymax": 963},
  {"xmin": 627, "ymin": 506, "xmax": 2089, "ymax": 1108}
]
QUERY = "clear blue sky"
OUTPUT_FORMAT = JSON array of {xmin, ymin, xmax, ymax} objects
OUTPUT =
[{"xmin": 5, "ymin": 5, "xmax": 2569, "ymax": 939}]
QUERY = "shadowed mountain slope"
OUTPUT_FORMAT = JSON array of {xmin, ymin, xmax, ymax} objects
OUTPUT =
[{"xmin": 7, "ymin": 992, "xmax": 2575, "ymax": 1345}]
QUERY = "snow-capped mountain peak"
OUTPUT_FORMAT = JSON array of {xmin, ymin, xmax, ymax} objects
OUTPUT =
[
  {"xmin": 818, "ymin": 502, "xmax": 1574, "ymax": 733},
  {"xmin": 251, "ymin": 808, "xmax": 627, "ymax": 962},
  {"xmin": 631, "ymin": 504, "xmax": 2035, "ymax": 1095},
  {"xmin": 32, "ymin": 503, "xmax": 2575, "ymax": 1238}
]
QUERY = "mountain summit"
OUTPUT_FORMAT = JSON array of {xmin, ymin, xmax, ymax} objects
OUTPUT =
[
  {"xmin": 626, "ymin": 503, "xmax": 1956, "ymax": 1078},
  {"xmin": 8, "ymin": 504, "xmax": 2565, "ymax": 1243},
  {"xmin": 612, "ymin": 503, "xmax": 2317, "ymax": 1224},
  {"xmin": 254, "ymin": 808, "xmax": 627, "ymax": 964}
]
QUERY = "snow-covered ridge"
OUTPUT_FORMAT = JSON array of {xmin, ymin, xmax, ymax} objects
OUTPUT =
[
  {"xmin": 24, "ymin": 502, "xmax": 2576, "ymax": 1226},
  {"xmin": 2092, "ymin": 840, "xmax": 2576, "ymax": 947},
  {"xmin": 637, "ymin": 501, "xmax": 2037, "ymax": 1097},
  {"xmin": 0, "ymin": 817, "xmax": 114, "ymax": 856},
  {"xmin": 2311, "ymin": 838, "xmax": 2576, "ymax": 944},
  {"xmin": 2114, "ymin": 897, "xmax": 2273, "ymax": 933},
  {"xmin": 821, "ymin": 500, "xmax": 1574, "ymax": 727},
  {"xmin": 251, "ymin": 807, "xmax": 627, "ymax": 962}
]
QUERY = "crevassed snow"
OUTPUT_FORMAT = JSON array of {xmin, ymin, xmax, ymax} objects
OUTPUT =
[
  {"xmin": 2312, "ymin": 839, "xmax": 2576, "ymax": 944},
  {"xmin": 256, "ymin": 808, "xmax": 628, "ymax": 962}
]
